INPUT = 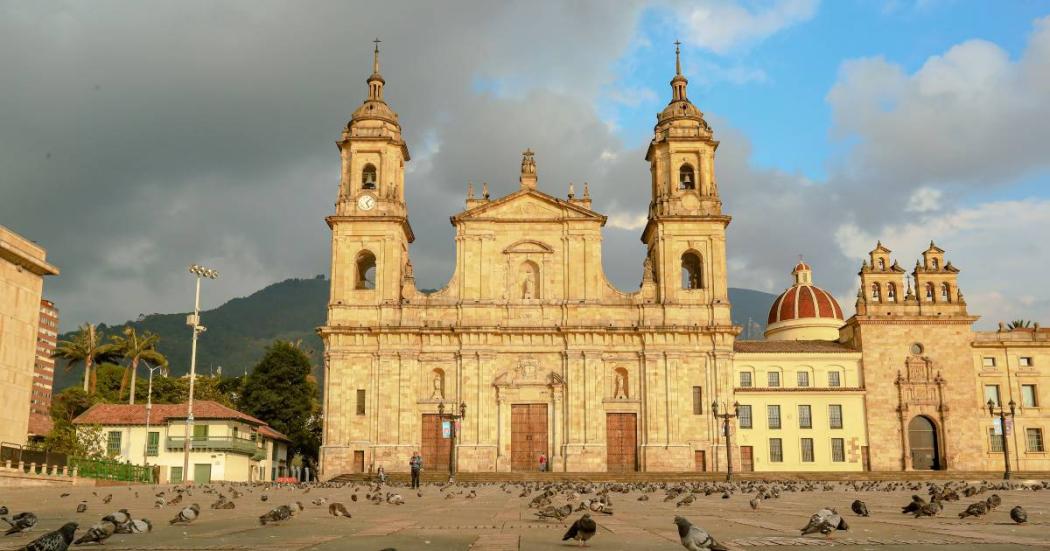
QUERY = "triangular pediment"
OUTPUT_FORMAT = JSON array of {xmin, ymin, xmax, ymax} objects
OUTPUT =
[{"xmin": 452, "ymin": 190, "xmax": 606, "ymax": 224}]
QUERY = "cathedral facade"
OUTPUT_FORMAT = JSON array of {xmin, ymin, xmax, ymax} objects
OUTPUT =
[{"xmin": 319, "ymin": 45, "xmax": 1050, "ymax": 477}]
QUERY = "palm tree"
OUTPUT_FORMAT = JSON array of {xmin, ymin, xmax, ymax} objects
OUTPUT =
[
  {"xmin": 54, "ymin": 323, "xmax": 118, "ymax": 394},
  {"xmin": 110, "ymin": 327, "xmax": 168, "ymax": 405},
  {"xmin": 1008, "ymin": 320, "xmax": 1033, "ymax": 329}
]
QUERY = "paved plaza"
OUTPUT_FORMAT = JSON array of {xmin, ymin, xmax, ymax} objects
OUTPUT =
[{"xmin": 1, "ymin": 478, "xmax": 1048, "ymax": 550}]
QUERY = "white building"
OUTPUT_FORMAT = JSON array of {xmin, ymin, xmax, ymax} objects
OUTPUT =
[{"xmin": 73, "ymin": 400, "xmax": 290, "ymax": 483}]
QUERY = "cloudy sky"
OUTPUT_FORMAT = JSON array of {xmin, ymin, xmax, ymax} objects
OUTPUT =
[{"xmin": 2, "ymin": 0, "xmax": 1049, "ymax": 330}]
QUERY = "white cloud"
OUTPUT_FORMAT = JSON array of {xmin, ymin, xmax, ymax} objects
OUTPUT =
[
  {"xmin": 679, "ymin": 0, "xmax": 820, "ymax": 54},
  {"xmin": 606, "ymin": 212, "xmax": 649, "ymax": 231},
  {"xmin": 905, "ymin": 187, "xmax": 943, "ymax": 213}
]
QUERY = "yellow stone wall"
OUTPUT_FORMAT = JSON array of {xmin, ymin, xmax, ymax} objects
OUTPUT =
[
  {"xmin": 733, "ymin": 352, "xmax": 868, "ymax": 472},
  {"xmin": 0, "ymin": 225, "xmax": 58, "ymax": 446}
]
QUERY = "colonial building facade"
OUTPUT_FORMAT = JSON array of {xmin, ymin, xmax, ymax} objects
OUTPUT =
[{"xmin": 319, "ymin": 45, "xmax": 1048, "ymax": 476}]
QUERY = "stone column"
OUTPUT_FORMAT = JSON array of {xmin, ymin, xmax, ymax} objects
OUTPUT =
[
  {"xmin": 495, "ymin": 393, "xmax": 510, "ymax": 472},
  {"xmin": 552, "ymin": 386, "xmax": 564, "ymax": 471}
]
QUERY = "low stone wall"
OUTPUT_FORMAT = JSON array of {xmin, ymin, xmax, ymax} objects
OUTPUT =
[{"xmin": 0, "ymin": 459, "xmax": 79, "ymax": 487}]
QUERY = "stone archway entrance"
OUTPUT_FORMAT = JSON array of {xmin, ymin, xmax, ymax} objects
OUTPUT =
[{"xmin": 908, "ymin": 415, "xmax": 941, "ymax": 470}]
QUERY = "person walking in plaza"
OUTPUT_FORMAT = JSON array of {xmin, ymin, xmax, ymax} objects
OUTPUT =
[
  {"xmin": 377, "ymin": 465, "xmax": 386, "ymax": 484},
  {"xmin": 538, "ymin": 453, "xmax": 547, "ymax": 472},
  {"xmin": 410, "ymin": 451, "xmax": 423, "ymax": 488}
]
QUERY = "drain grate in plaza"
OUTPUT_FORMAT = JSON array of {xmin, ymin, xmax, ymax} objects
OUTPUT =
[{"xmin": 469, "ymin": 534, "xmax": 519, "ymax": 550}]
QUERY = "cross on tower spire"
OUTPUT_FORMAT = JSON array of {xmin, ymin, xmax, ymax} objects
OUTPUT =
[
  {"xmin": 674, "ymin": 40, "xmax": 682, "ymax": 75},
  {"xmin": 367, "ymin": 38, "xmax": 385, "ymax": 101}
]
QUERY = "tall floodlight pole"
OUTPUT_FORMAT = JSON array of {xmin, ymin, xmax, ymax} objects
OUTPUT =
[{"xmin": 183, "ymin": 264, "xmax": 218, "ymax": 484}]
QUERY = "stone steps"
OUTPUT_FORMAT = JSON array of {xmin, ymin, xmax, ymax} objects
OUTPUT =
[{"xmin": 327, "ymin": 470, "xmax": 1049, "ymax": 484}]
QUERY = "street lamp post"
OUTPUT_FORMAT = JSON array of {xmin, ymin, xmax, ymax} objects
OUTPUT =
[
  {"xmin": 988, "ymin": 398, "xmax": 1017, "ymax": 480},
  {"xmin": 142, "ymin": 361, "xmax": 167, "ymax": 466},
  {"xmin": 183, "ymin": 264, "xmax": 218, "ymax": 485},
  {"xmin": 711, "ymin": 401, "xmax": 740, "ymax": 482},
  {"xmin": 437, "ymin": 401, "xmax": 467, "ymax": 481}
]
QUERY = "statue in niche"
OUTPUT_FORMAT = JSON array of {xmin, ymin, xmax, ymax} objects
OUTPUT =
[
  {"xmin": 614, "ymin": 372, "xmax": 627, "ymax": 399},
  {"xmin": 404, "ymin": 259, "xmax": 414, "ymax": 280},
  {"xmin": 430, "ymin": 371, "xmax": 444, "ymax": 400},
  {"xmin": 642, "ymin": 255, "xmax": 654, "ymax": 283},
  {"xmin": 522, "ymin": 274, "xmax": 534, "ymax": 299}
]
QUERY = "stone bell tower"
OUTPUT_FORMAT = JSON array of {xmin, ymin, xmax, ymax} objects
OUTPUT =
[
  {"xmin": 640, "ymin": 42, "xmax": 732, "ymax": 320},
  {"xmin": 328, "ymin": 40, "xmax": 414, "ymax": 307}
]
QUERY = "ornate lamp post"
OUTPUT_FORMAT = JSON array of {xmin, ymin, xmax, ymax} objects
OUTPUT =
[
  {"xmin": 142, "ymin": 361, "xmax": 167, "ymax": 466},
  {"xmin": 987, "ymin": 398, "xmax": 1016, "ymax": 480},
  {"xmin": 437, "ymin": 401, "xmax": 467, "ymax": 480},
  {"xmin": 711, "ymin": 400, "xmax": 740, "ymax": 482}
]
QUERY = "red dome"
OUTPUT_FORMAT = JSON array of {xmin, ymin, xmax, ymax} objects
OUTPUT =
[{"xmin": 767, "ymin": 284, "xmax": 843, "ymax": 325}]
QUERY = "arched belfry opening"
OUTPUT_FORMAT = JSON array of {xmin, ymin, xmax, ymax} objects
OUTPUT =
[
  {"xmin": 679, "ymin": 163, "xmax": 695, "ymax": 190},
  {"xmin": 362, "ymin": 164, "xmax": 377, "ymax": 190},
  {"xmin": 681, "ymin": 251, "xmax": 703, "ymax": 290},
  {"xmin": 355, "ymin": 250, "xmax": 376, "ymax": 290}
]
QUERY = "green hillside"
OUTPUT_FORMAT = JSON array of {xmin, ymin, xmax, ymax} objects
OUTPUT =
[{"xmin": 55, "ymin": 278, "xmax": 776, "ymax": 391}]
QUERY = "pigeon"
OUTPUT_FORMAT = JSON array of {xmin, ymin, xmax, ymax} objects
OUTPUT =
[
  {"xmin": 913, "ymin": 500, "xmax": 942, "ymax": 518},
  {"xmin": 562, "ymin": 513, "xmax": 597, "ymax": 546},
  {"xmin": 5, "ymin": 512, "xmax": 38, "ymax": 535},
  {"xmin": 350, "ymin": 494, "xmax": 358, "ymax": 502},
  {"xmin": 901, "ymin": 495, "xmax": 926, "ymax": 514},
  {"xmin": 959, "ymin": 501, "xmax": 987, "ymax": 519},
  {"xmin": 128, "ymin": 519, "xmax": 153, "ymax": 533},
  {"xmin": 0, "ymin": 506, "xmax": 6, "ymax": 516},
  {"xmin": 1010, "ymin": 506, "xmax": 1027, "ymax": 524},
  {"xmin": 851, "ymin": 499, "xmax": 869, "ymax": 517},
  {"xmin": 674, "ymin": 516, "xmax": 728, "ymax": 551},
  {"xmin": 76, "ymin": 503, "xmax": 87, "ymax": 514},
  {"xmin": 749, "ymin": 496, "xmax": 760, "ymax": 511},
  {"xmin": 259, "ymin": 505, "xmax": 293, "ymax": 525},
  {"xmin": 168, "ymin": 503, "xmax": 199, "ymax": 525},
  {"xmin": 260, "ymin": 494, "xmax": 269, "ymax": 502},
  {"xmin": 214, "ymin": 501, "xmax": 235, "ymax": 510},
  {"xmin": 16, "ymin": 522, "xmax": 77, "ymax": 551},
  {"xmin": 101, "ymin": 494, "xmax": 112, "ymax": 505},
  {"xmin": 535, "ymin": 504, "xmax": 572, "ymax": 521},
  {"xmin": 986, "ymin": 494, "xmax": 1002, "ymax": 510},
  {"xmin": 800, "ymin": 508, "xmax": 848, "ymax": 538},
  {"xmin": 73, "ymin": 521, "xmax": 116, "ymax": 545},
  {"xmin": 102, "ymin": 510, "xmax": 132, "ymax": 533},
  {"xmin": 328, "ymin": 503, "xmax": 351, "ymax": 518}
]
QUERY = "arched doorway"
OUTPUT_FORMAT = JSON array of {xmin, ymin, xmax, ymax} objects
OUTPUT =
[{"xmin": 908, "ymin": 416, "xmax": 941, "ymax": 470}]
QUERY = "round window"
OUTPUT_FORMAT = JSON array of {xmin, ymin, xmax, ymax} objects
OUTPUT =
[{"xmin": 910, "ymin": 343, "xmax": 924, "ymax": 355}]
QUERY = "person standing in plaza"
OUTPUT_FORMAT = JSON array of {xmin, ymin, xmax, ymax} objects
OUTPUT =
[
  {"xmin": 410, "ymin": 451, "xmax": 423, "ymax": 488},
  {"xmin": 538, "ymin": 453, "xmax": 547, "ymax": 472}
]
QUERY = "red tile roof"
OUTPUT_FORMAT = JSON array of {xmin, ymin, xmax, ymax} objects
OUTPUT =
[
  {"xmin": 258, "ymin": 425, "xmax": 291, "ymax": 443},
  {"xmin": 73, "ymin": 400, "xmax": 267, "ymax": 428}
]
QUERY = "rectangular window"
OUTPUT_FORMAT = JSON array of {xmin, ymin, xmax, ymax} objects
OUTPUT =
[
  {"xmin": 769, "ymin": 438, "xmax": 783, "ymax": 462},
  {"xmin": 1027, "ymin": 428, "xmax": 1045, "ymax": 452},
  {"xmin": 831, "ymin": 438, "xmax": 846, "ymax": 462},
  {"xmin": 989, "ymin": 427, "xmax": 1004, "ymax": 453},
  {"xmin": 828, "ymin": 371, "xmax": 841, "ymax": 387},
  {"xmin": 798, "ymin": 405, "xmax": 812, "ymax": 429},
  {"xmin": 1019, "ymin": 356, "xmax": 1034, "ymax": 367},
  {"xmin": 738, "ymin": 405, "xmax": 752, "ymax": 429},
  {"xmin": 797, "ymin": 371, "xmax": 810, "ymax": 387},
  {"xmin": 767, "ymin": 405, "xmax": 781, "ymax": 429},
  {"xmin": 146, "ymin": 431, "xmax": 160, "ymax": 457},
  {"xmin": 193, "ymin": 424, "xmax": 209, "ymax": 440},
  {"xmin": 106, "ymin": 431, "xmax": 122, "ymax": 457},
  {"xmin": 768, "ymin": 372, "xmax": 781, "ymax": 388},
  {"xmin": 356, "ymin": 389, "xmax": 366, "ymax": 415},
  {"xmin": 739, "ymin": 372, "xmax": 752, "ymax": 388},
  {"xmin": 983, "ymin": 357, "xmax": 997, "ymax": 368},
  {"xmin": 170, "ymin": 466, "xmax": 183, "ymax": 484},
  {"xmin": 692, "ymin": 386, "xmax": 703, "ymax": 415},
  {"xmin": 829, "ymin": 405, "xmax": 843, "ymax": 429},
  {"xmin": 801, "ymin": 438, "xmax": 814, "ymax": 462},
  {"xmin": 984, "ymin": 384, "xmax": 1001, "ymax": 407},
  {"xmin": 1022, "ymin": 385, "xmax": 1038, "ymax": 408}
]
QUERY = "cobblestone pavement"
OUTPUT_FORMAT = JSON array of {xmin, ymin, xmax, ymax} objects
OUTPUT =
[{"xmin": 0, "ymin": 479, "xmax": 1048, "ymax": 550}]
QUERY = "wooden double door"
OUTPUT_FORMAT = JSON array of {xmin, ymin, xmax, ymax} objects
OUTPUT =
[
  {"xmin": 421, "ymin": 414, "xmax": 451, "ymax": 473},
  {"xmin": 606, "ymin": 413, "xmax": 637, "ymax": 472},
  {"xmin": 511, "ymin": 404, "xmax": 548, "ymax": 471}
]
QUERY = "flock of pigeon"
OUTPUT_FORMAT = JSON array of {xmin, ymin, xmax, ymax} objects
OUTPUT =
[{"xmin": 0, "ymin": 478, "xmax": 1043, "ymax": 550}]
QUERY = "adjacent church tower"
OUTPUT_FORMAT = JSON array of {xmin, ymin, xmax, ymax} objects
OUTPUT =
[{"xmin": 328, "ymin": 41, "xmax": 413, "ymax": 307}]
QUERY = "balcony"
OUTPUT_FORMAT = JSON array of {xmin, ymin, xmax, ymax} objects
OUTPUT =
[{"xmin": 166, "ymin": 437, "xmax": 260, "ymax": 456}]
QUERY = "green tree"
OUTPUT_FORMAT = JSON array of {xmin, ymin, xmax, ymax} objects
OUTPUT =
[
  {"xmin": 45, "ymin": 387, "xmax": 105, "ymax": 458},
  {"xmin": 54, "ymin": 323, "xmax": 118, "ymax": 394},
  {"xmin": 239, "ymin": 341, "xmax": 321, "ymax": 459},
  {"xmin": 110, "ymin": 327, "xmax": 168, "ymax": 405}
]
